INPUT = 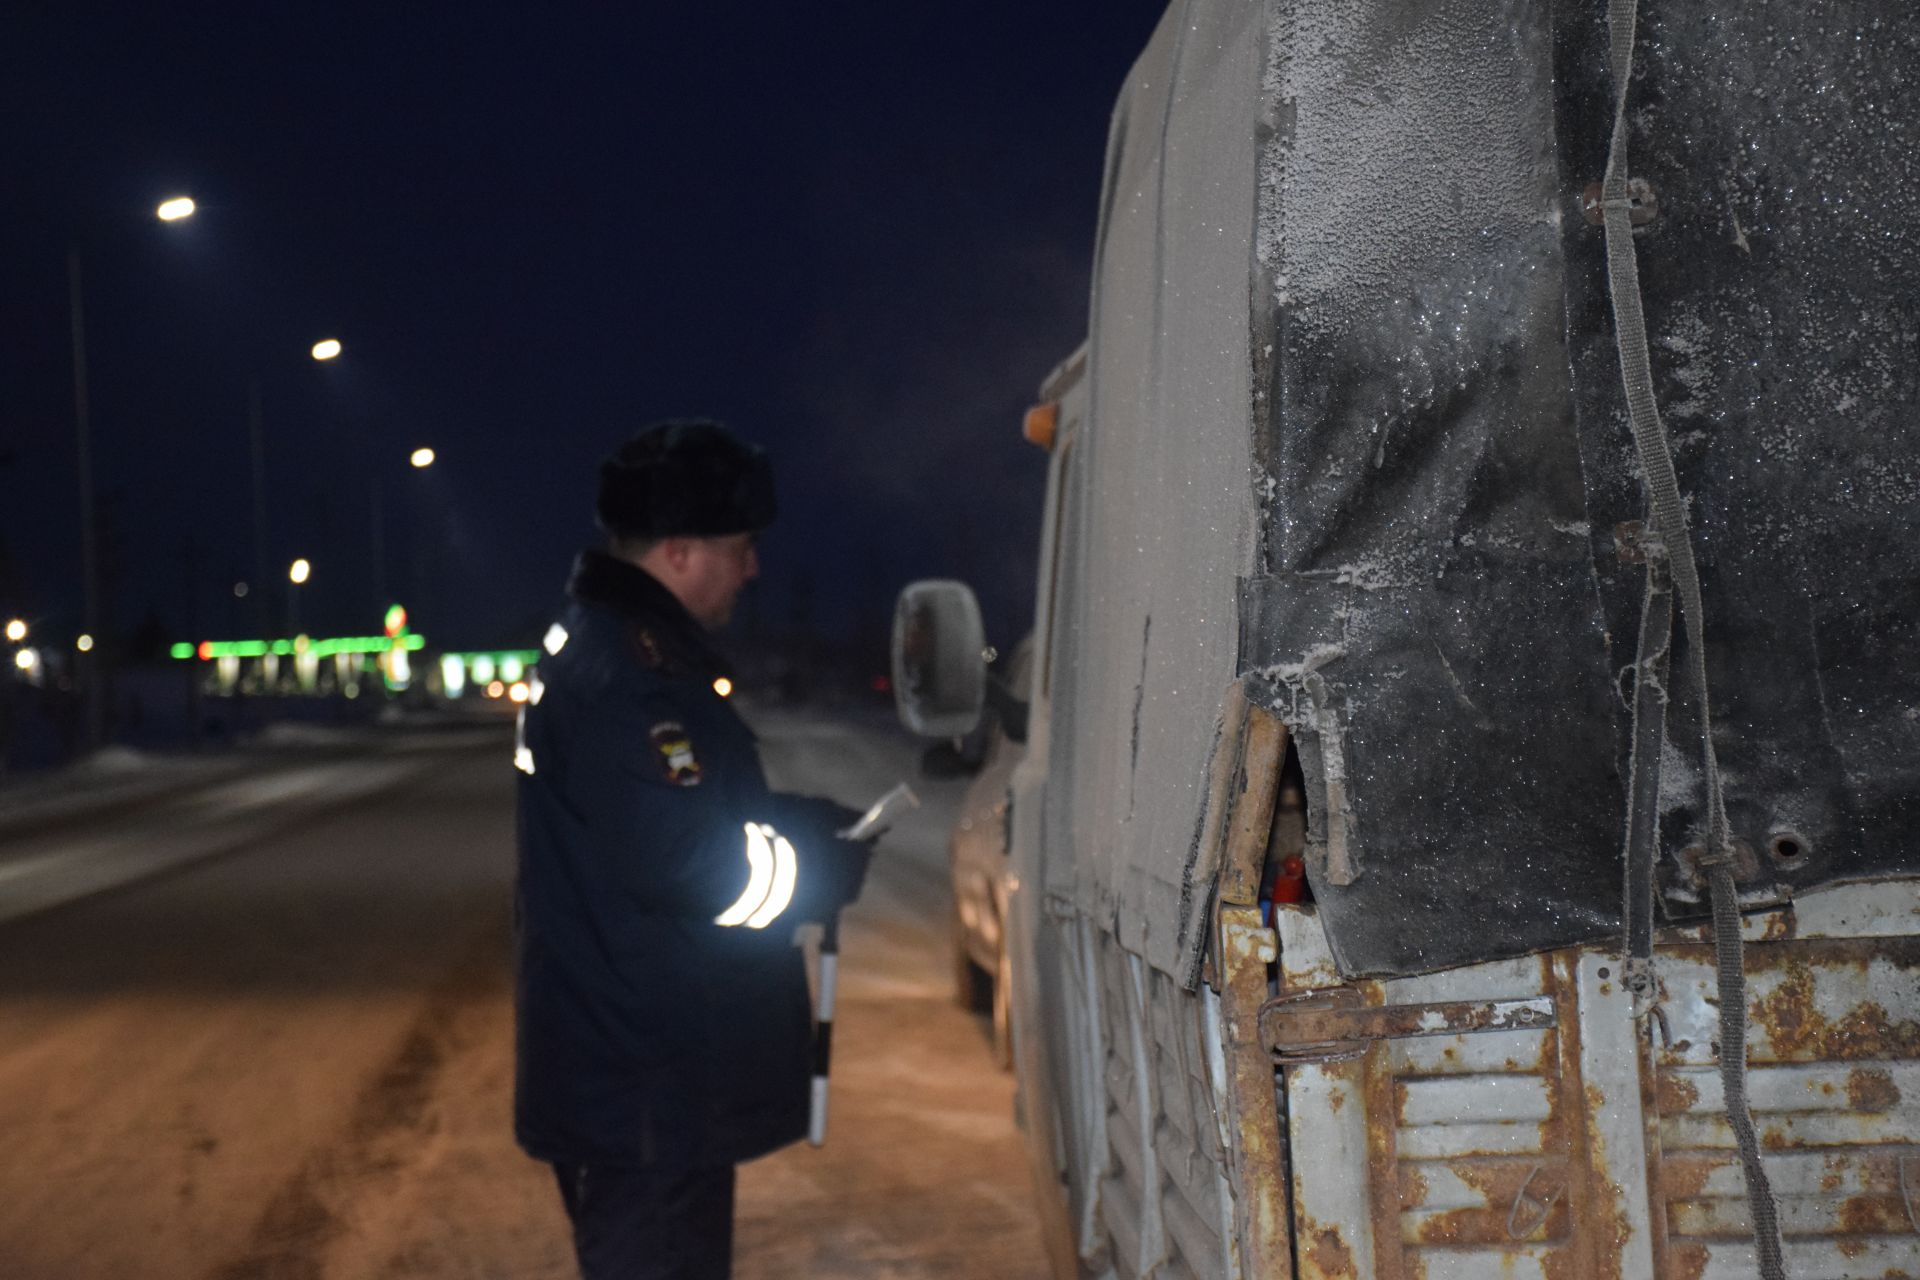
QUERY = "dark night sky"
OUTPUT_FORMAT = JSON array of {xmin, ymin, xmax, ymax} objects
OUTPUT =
[{"xmin": 1, "ymin": 3, "xmax": 1168, "ymax": 663}]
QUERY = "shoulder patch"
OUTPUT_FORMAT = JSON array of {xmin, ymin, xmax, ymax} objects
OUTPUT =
[{"xmin": 648, "ymin": 721, "xmax": 703, "ymax": 786}]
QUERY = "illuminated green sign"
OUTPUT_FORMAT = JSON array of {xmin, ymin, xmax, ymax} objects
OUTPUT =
[
  {"xmin": 444, "ymin": 649, "xmax": 540, "ymax": 666},
  {"xmin": 171, "ymin": 634, "xmax": 427, "ymax": 661}
]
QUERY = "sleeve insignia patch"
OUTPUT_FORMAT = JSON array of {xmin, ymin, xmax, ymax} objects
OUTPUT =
[{"xmin": 649, "ymin": 721, "xmax": 703, "ymax": 786}]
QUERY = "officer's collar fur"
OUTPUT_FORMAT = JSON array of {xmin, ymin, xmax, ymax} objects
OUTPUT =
[{"xmin": 567, "ymin": 549, "xmax": 734, "ymax": 680}]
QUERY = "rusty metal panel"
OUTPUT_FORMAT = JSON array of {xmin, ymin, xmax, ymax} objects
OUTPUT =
[
  {"xmin": 1278, "ymin": 905, "xmax": 1375, "ymax": 1278},
  {"xmin": 1570, "ymin": 951, "xmax": 1660, "ymax": 1280},
  {"xmin": 1263, "ymin": 990, "xmax": 1556, "ymax": 1064},
  {"xmin": 1275, "ymin": 884, "xmax": 1920, "ymax": 1279},
  {"xmin": 1674, "ymin": 879, "xmax": 1920, "ymax": 947},
  {"xmin": 1287, "ymin": 1049, "xmax": 1379, "ymax": 1280},
  {"xmin": 1277, "ymin": 900, "xmax": 1343, "ymax": 993},
  {"xmin": 1381, "ymin": 956, "xmax": 1605, "ymax": 1280},
  {"xmin": 1279, "ymin": 926, "xmax": 1660, "ymax": 1278},
  {"xmin": 1650, "ymin": 921, "xmax": 1920, "ymax": 1279}
]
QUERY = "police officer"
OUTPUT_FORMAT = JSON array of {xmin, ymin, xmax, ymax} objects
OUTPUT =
[{"xmin": 514, "ymin": 420, "xmax": 872, "ymax": 1279}]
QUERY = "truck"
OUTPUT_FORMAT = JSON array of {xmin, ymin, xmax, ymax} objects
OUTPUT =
[{"xmin": 891, "ymin": 2, "xmax": 1920, "ymax": 1277}]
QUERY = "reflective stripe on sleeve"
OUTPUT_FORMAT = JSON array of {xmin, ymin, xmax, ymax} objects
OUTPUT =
[
  {"xmin": 513, "ymin": 707, "xmax": 535, "ymax": 775},
  {"xmin": 714, "ymin": 822, "xmax": 799, "ymax": 929},
  {"xmin": 714, "ymin": 823, "xmax": 776, "ymax": 926},
  {"xmin": 746, "ymin": 827, "xmax": 798, "ymax": 928}
]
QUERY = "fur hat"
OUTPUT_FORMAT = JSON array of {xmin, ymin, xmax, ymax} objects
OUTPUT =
[{"xmin": 595, "ymin": 419, "xmax": 777, "ymax": 539}]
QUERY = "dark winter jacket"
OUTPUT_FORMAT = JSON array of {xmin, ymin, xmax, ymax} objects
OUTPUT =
[{"xmin": 513, "ymin": 550, "xmax": 868, "ymax": 1169}]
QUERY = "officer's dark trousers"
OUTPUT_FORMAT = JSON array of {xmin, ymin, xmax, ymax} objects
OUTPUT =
[{"xmin": 552, "ymin": 1162, "xmax": 736, "ymax": 1279}]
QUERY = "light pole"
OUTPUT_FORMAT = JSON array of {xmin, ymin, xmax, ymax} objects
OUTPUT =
[
  {"xmin": 288, "ymin": 557, "xmax": 311, "ymax": 635},
  {"xmin": 371, "ymin": 446, "xmax": 436, "ymax": 624},
  {"xmin": 248, "ymin": 380, "xmax": 268, "ymax": 634},
  {"xmin": 247, "ymin": 338, "xmax": 343, "ymax": 637},
  {"xmin": 70, "ymin": 195, "xmax": 197, "ymax": 750}
]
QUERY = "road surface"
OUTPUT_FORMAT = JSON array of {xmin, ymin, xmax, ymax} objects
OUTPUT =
[{"xmin": 0, "ymin": 710, "xmax": 1047, "ymax": 1279}]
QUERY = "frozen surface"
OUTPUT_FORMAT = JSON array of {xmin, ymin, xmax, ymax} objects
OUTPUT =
[
  {"xmin": 0, "ymin": 744, "xmax": 457, "ymax": 924},
  {"xmin": 0, "ymin": 711, "xmax": 1047, "ymax": 1278}
]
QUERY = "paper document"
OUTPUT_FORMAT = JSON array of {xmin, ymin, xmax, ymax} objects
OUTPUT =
[{"xmin": 839, "ymin": 782, "xmax": 919, "ymax": 841}]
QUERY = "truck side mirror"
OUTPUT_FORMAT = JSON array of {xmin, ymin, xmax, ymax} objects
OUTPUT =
[{"xmin": 891, "ymin": 580, "xmax": 987, "ymax": 738}]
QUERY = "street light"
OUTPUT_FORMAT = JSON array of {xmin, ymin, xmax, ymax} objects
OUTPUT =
[
  {"xmin": 372, "ymin": 445, "xmax": 437, "ymax": 620},
  {"xmin": 75, "ymin": 634, "xmax": 95, "ymax": 653},
  {"xmin": 68, "ymin": 194, "xmax": 197, "ymax": 749},
  {"xmin": 287, "ymin": 558, "xmax": 311, "ymax": 636},
  {"xmin": 247, "ymin": 336, "xmax": 343, "ymax": 636},
  {"xmin": 3, "ymin": 619, "xmax": 24, "ymax": 643}
]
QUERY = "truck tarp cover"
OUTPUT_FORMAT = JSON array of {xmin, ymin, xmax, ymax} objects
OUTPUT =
[
  {"xmin": 1042, "ymin": 0, "xmax": 1263, "ymax": 977},
  {"xmin": 1071, "ymin": 0, "xmax": 1919, "ymax": 983},
  {"xmin": 1237, "ymin": 0, "xmax": 1920, "ymax": 977}
]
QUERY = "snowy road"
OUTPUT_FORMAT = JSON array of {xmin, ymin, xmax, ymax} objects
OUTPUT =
[{"xmin": 0, "ymin": 710, "xmax": 1047, "ymax": 1279}]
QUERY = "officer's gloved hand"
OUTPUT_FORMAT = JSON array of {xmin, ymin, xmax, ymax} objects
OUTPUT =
[
  {"xmin": 774, "ymin": 835, "xmax": 870, "ymax": 923},
  {"xmin": 768, "ymin": 794, "xmax": 875, "ymax": 917}
]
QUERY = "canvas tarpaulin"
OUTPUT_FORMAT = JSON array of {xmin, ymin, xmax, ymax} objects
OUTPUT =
[
  {"xmin": 1243, "ymin": 0, "xmax": 1920, "ymax": 977},
  {"xmin": 1039, "ymin": 0, "xmax": 1264, "ymax": 979},
  {"xmin": 1062, "ymin": 0, "xmax": 1919, "ymax": 983}
]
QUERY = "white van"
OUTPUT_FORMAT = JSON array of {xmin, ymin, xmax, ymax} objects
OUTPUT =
[{"xmin": 893, "ymin": 2, "xmax": 1920, "ymax": 1277}]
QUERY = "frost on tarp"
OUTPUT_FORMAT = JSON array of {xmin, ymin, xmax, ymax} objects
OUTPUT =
[
  {"xmin": 1038, "ymin": 0, "xmax": 1264, "ymax": 981},
  {"xmin": 1241, "ymin": 0, "xmax": 1920, "ymax": 977},
  {"xmin": 1559, "ymin": 2, "xmax": 1920, "ymax": 909}
]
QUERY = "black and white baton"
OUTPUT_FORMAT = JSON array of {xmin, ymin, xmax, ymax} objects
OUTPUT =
[
  {"xmin": 809, "ymin": 782, "xmax": 918, "ymax": 1147},
  {"xmin": 808, "ymin": 914, "xmax": 839, "ymax": 1147}
]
